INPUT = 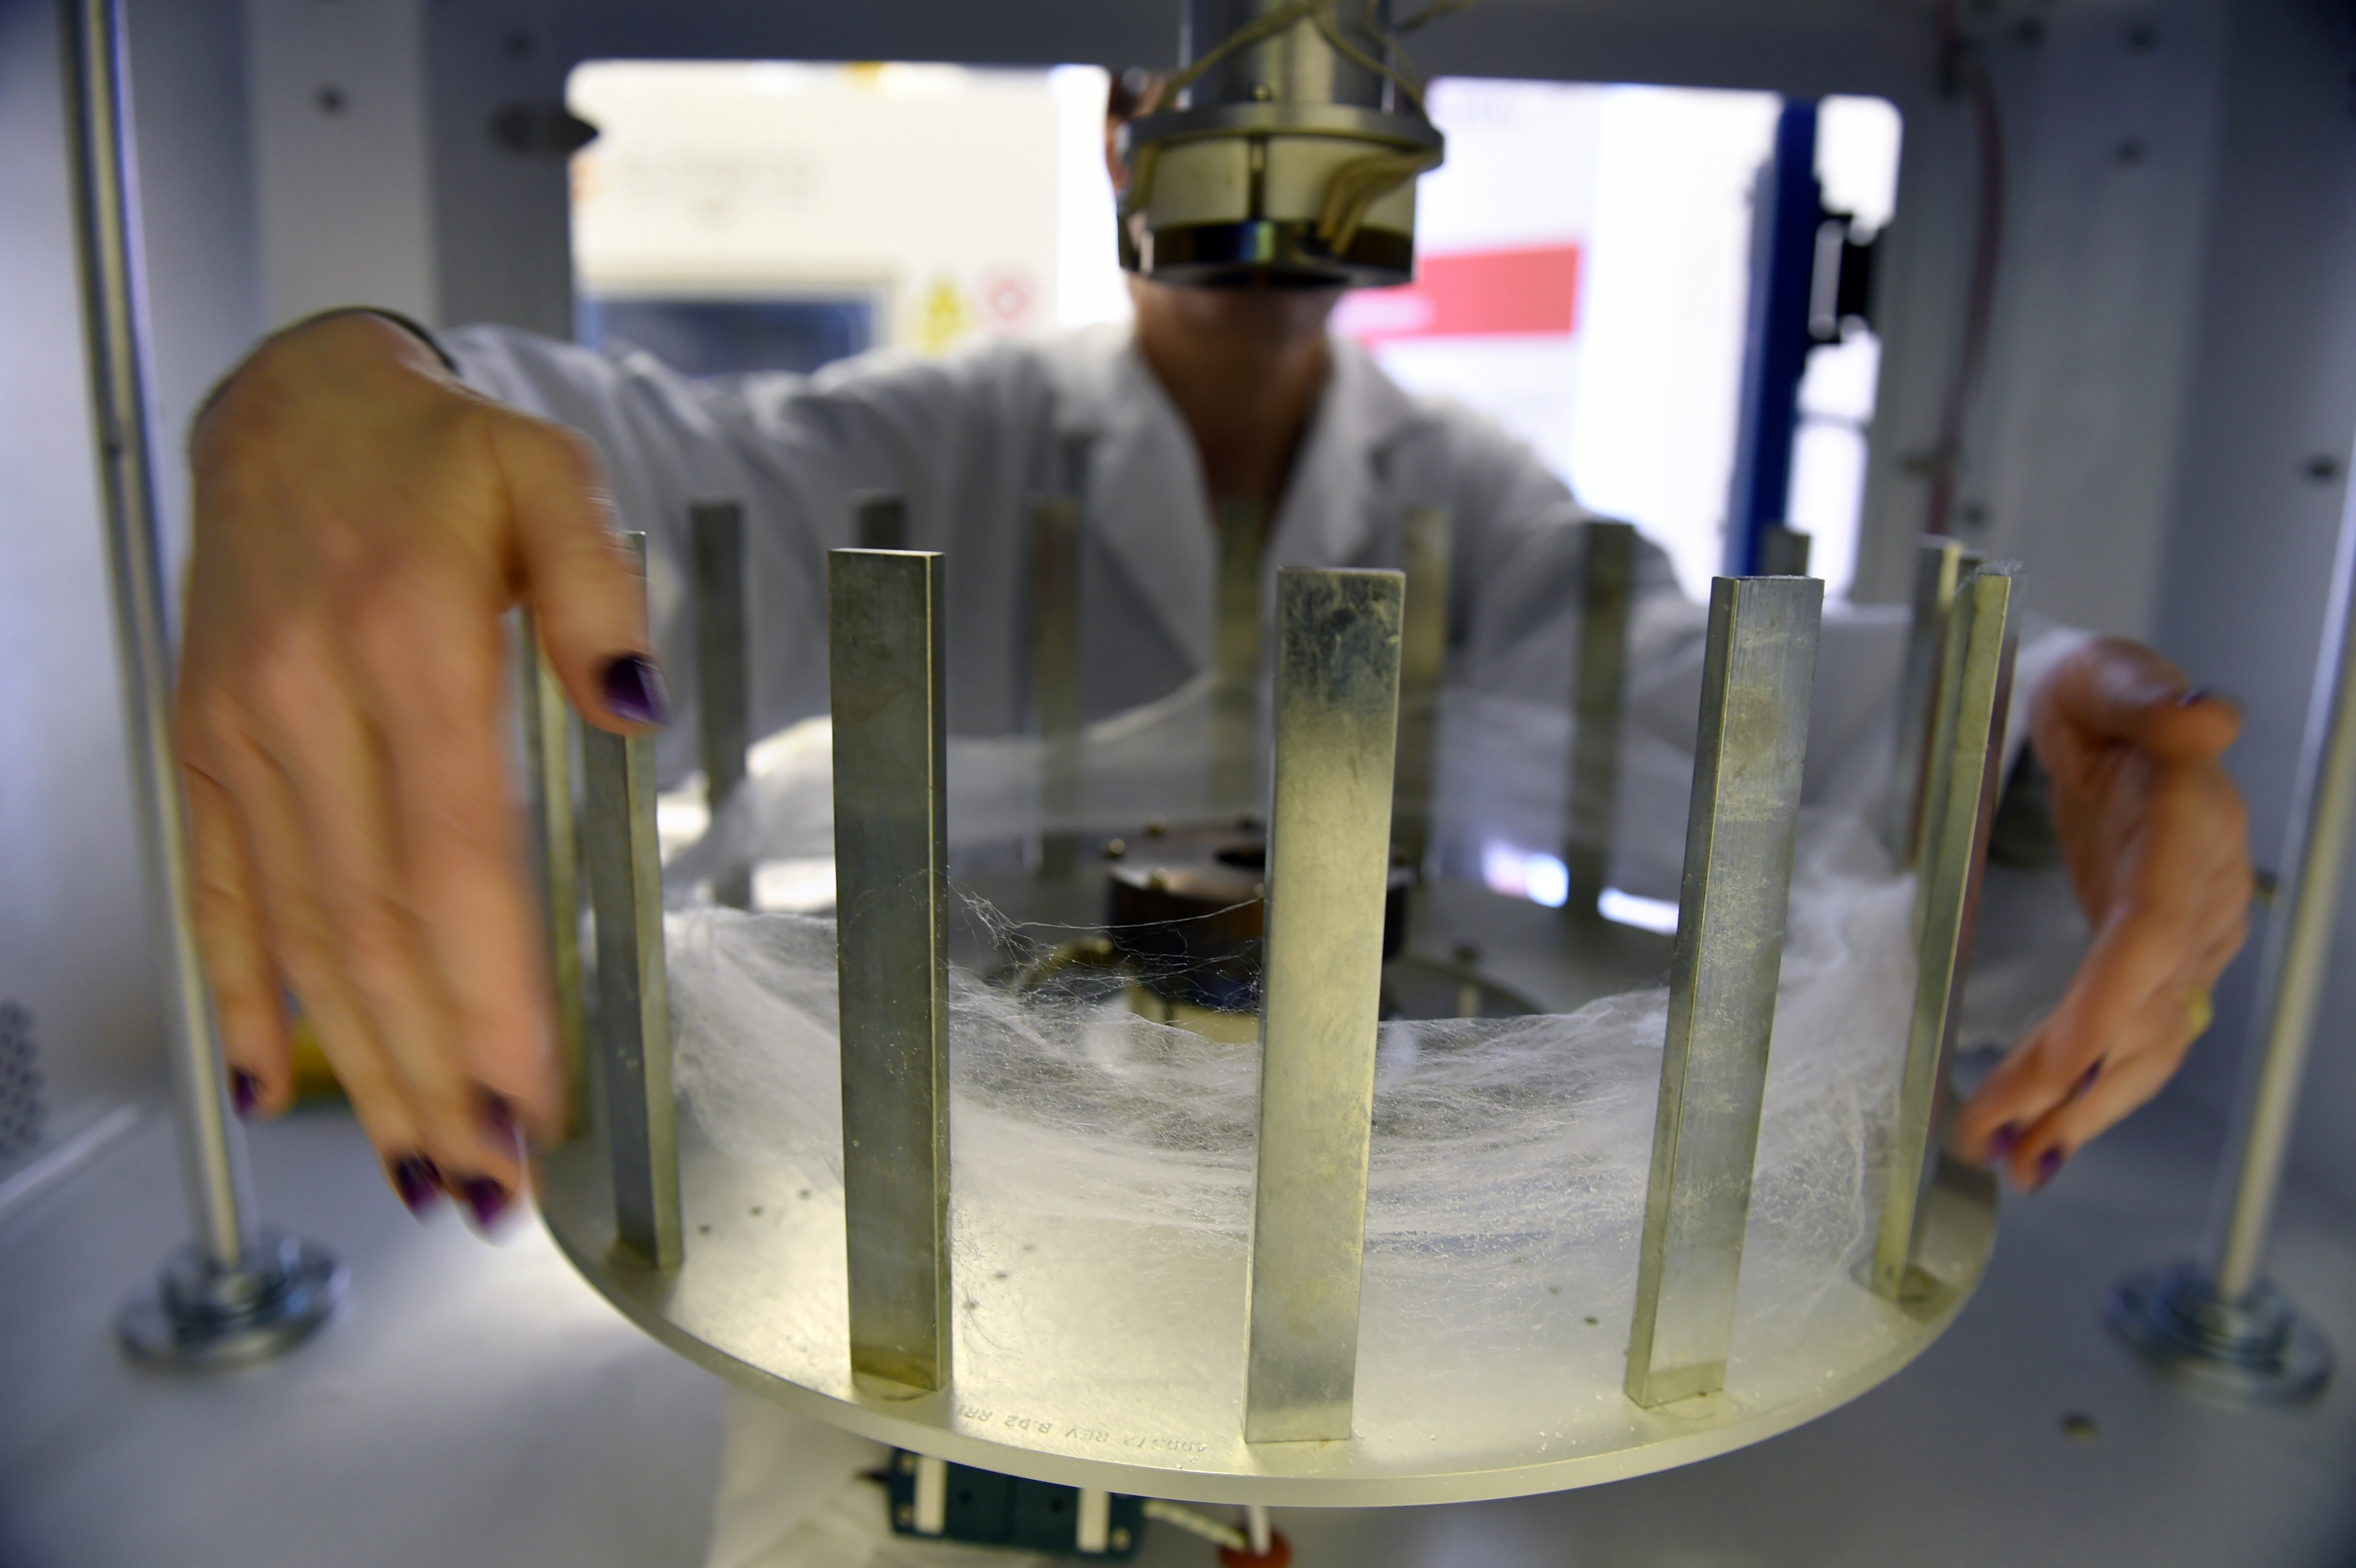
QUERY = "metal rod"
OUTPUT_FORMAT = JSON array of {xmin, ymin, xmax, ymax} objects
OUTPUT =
[
  {"xmin": 1243, "ymin": 567, "xmax": 1404, "ymax": 1444},
  {"xmin": 1212, "ymin": 500, "xmax": 1269, "ymax": 814},
  {"xmin": 829, "ymin": 548, "xmax": 952, "ymax": 1393},
  {"xmin": 1565, "ymin": 521, "xmax": 1637, "ymax": 913},
  {"xmin": 692, "ymin": 500, "xmax": 752, "ymax": 909},
  {"xmin": 518, "ymin": 614, "xmax": 587, "ymax": 1138},
  {"xmin": 855, "ymin": 491, "xmax": 909, "ymax": 552},
  {"xmin": 1030, "ymin": 488, "xmax": 1084, "ymax": 878},
  {"xmin": 1393, "ymin": 506, "xmax": 1450, "ymax": 874},
  {"xmin": 2208, "ymin": 457, "xmax": 2356, "ymax": 1300},
  {"xmin": 1883, "ymin": 537, "xmax": 1982, "ymax": 867},
  {"xmin": 1756, "ymin": 525, "xmax": 1813, "ymax": 578},
  {"xmin": 1625, "ymin": 575, "xmax": 1821, "ymax": 1408},
  {"xmin": 1874, "ymin": 566, "xmax": 2014, "ymax": 1301},
  {"xmin": 62, "ymin": 0, "xmax": 251, "ymax": 1267},
  {"xmin": 583, "ymin": 534, "xmax": 681, "ymax": 1270}
]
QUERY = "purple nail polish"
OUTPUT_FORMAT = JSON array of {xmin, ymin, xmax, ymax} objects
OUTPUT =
[
  {"xmin": 391, "ymin": 1154, "xmax": 442, "ymax": 1216},
  {"xmin": 600, "ymin": 654, "xmax": 670, "ymax": 726},
  {"xmin": 1989, "ymin": 1123, "xmax": 2019, "ymax": 1160},
  {"xmin": 459, "ymin": 1176, "xmax": 511, "ymax": 1230},
  {"xmin": 230, "ymin": 1069, "xmax": 260, "ymax": 1118},
  {"xmin": 2075, "ymin": 1061, "xmax": 2102, "ymax": 1099},
  {"xmin": 2035, "ymin": 1147, "xmax": 2064, "ymax": 1188},
  {"xmin": 2177, "ymin": 687, "xmax": 2213, "ymax": 708},
  {"xmin": 480, "ymin": 1088, "xmax": 520, "ymax": 1148}
]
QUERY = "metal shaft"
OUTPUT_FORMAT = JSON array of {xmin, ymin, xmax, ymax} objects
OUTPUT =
[
  {"xmin": 1243, "ymin": 568, "xmax": 1404, "ymax": 1443},
  {"xmin": 583, "ymin": 535, "xmax": 682, "ymax": 1270},
  {"xmin": 1565, "ymin": 521, "xmax": 1636, "ymax": 911},
  {"xmin": 1030, "ymin": 489, "xmax": 1084, "ymax": 877},
  {"xmin": 855, "ymin": 492, "xmax": 910, "ymax": 552},
  {"xmin": 1884, "ymin": 537, "xmax": 1982, "ymax": 867},
  {"xmin": 518, "ymin": 614, "xmax": 587, "ymax": 1137},
  {"xmin": 1212, "ymin": 500, "xmax": 1269, "ymax": 814},
  {"xmin": 62, "ymin": 0, "xmax": 251, "ymax": 1267},
  {"xmin": 830, "ymin": 549, "xmax": 953, "ymax": 1393},
  {"xmin": 2207, "ymin": 454, "xmax": 2356, "ymax": 1301},
  {"xmin": 1625, "ymin": 575, "xmax": 1821, "ymax": 1408},
  {"xmin": 693, "ymin": 501, "xmax": 752, "ymax": 909},
  {"xmin": 1393, "ymin": 506, "xmax": 1451, "ymax": 872},
  {"xmin": 1875, "ymin": 567, "xmax": 2014, "ymax": 1300}
]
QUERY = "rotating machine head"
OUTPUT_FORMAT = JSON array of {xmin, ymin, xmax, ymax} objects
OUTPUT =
[{"xmin": 1117, "ymin": 0, "xmax": 1447, "ymax": 290}]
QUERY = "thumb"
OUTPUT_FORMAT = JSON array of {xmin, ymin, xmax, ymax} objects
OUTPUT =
[
  {"xmin": 493, "ymin": 414, "xmax": 670, "ymax": 734},
  {"xmin": 2038, "ymin": 636, "xmax": 2237, "ymax": 765}
]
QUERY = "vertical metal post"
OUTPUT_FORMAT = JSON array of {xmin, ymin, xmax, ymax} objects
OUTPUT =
[
  {"xmin": 855, "ymin": 491, "xmax": 910, "ymax": 552},
  {"xmin": 1030, "ymin": 486, "xmax": 1084, "ymax": 878},
  {"xmin": 1874, "ymin": 567, "xmax": 2014, "ymax": 1301},
  {"xmin": 1212, "ymin": 500, "xmax": 1269, "ymax": 812},
  {"xmin": 518, "ymin": 614, "xmax": 587, "ymax": 1137},
  {"xmin": 1625, "ymin": 576, "xmax": 1821, "ymax": 1408},
  {"xmin": 2106, "ymin": 440, "xmax": 2356, "ymax": 1403},
  {"xmin": 830, "ymin": 549, "xmax": 952, "ymax": 1394},
  {"xmin": 1243, "ymin": 568, "xmax": 1404, "ymax": 1443},
  {"xmin": 692, "ymin": 500, "xmax": 752, "ymax": 909},
  {"xmin": 1756, "ymin": 525, "xmax": 1813, "ymax": 578},
  {"xmin": 582, "ymin": 535, "xmax": 681, "ymax": 1271},
  {"xmin": 66, "ymin": 0, "xmax": 342, "ymax": 1368},
  {"xmin": 1392, "ymin": 506, "xmax": 1451, "ymax": 873},
  {"xmin": 1565, "ymin": 520, "xmax": 1637, "ymax": 913},
  {"xmin": 1882, "ymin": 537, "xmax": 1981, "ymax": 866}
]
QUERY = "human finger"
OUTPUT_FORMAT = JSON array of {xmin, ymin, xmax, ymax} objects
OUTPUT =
[
  {"xmin": 491, "ymin": 414, "xmax": 670, "ymax": 735},
  {"xmin": 181, "ymin": 757, "xmax": 294, "ymax": 1118},
  {"xmin": 2007, "ymin": 989, "xmax": 2206, "ymax": 1189},
  {"xmin": 349, "ymin": 555, "xmax": 566, "ymax": 1152},
  {"xmin": 2035, "ymin": 638, "xmax": 2239, "ymax": 766}
]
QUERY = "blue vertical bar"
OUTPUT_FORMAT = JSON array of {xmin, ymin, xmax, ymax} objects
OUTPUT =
[{"xmin": 1724, "ymin": 100, "xmax": 1822, "ymax": 577}]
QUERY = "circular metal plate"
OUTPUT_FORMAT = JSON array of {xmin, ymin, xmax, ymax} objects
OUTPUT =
[
  {"xmin": 116, "ymin": 1232, "xmax": 344, "ymax": 1372},
  {"xmin": 540, "ymin": 882, "xmax": 1998, "ymax": 1507}
]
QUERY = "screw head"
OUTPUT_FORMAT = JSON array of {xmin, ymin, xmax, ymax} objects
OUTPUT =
[
  {"xmin": 1109, "ymin": 1526, "xmax": 1132, "ymax": 1550},
  {"xmin": 894, "ymin": 1503, "xmax": 915, "ymax": 1527},
  {"xmin": 1103, "ymin": 838, "xmax": 1127, "ymax": 860}
]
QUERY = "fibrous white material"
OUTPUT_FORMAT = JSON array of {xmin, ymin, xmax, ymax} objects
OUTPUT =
[{"xmin": 668, "ymin": 815, "xmax": 1916, "ymax": 1384}]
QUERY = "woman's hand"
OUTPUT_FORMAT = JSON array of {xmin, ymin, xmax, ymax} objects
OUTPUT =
[
  {"xmin": 180, "ymin": 311, "xmax": 662, "ymax": 1226},
  {"xmin": 1955, "ymin": 637, "xmax": 2254, "ymax": 1188}
]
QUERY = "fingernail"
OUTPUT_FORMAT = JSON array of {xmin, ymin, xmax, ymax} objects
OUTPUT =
[
  {"xmin": 230, "ymin": 1069, "xmax": 260, "ymax": 1118},
  {"xmin": 2034, "ymin": 1146, "xmax": 2065, "ymax": 1189},
  {"xmin": 2075, "ymin": 1061, "xmax": 2101, "ymax": 1099},
  {"xmin": 2177, "ymin": 687, "xmax": 2213, "ymax": 707},
  {"xmin": 458, "ymin": 1176, "xmax": 511, "ymax": 1231},
  {"xmin": 480, "ymin": 1088, "xmax": 520, "ymax": 1150},
  {"xmin": 390, "ymin": 1154, "xmax": 443, "ymax": 1216},
  {"xmin": 1988, "ymin": 1123, "xmax": 2019, "ymax": 1160},
  {"xmin": 600, "ymin": 653, "xmax": 670, "ymax": 726}
]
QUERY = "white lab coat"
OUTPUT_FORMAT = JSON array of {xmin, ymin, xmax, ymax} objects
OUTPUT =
[{"xmin": 448, "ymin": 322, "xmax": 2091, "ymax": 1568}]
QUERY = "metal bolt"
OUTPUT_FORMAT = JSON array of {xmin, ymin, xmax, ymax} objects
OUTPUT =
[
  {"xmin": 1109, "ymin": 1526, "xmax": 1132, "ymax": 1550},
  {"xmin": 1145, "ymin": 817, "xmax": 1168, "ymax": 838},
  {"xmin": 1103, "ymin": 838, "xmax": 1127, "ymax": 860},
  {"xmin": 894, "ymin": 1503, "xmax": 915, "ymax": 1527}
]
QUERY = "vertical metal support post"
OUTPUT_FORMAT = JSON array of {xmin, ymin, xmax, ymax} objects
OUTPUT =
[
  {"xmin": 855, "ymin": 491, "xmax": 910, "ymax": 552},
  {"xmin": 1212, "ymin": 500, "xmax": 1269, "ymax": 812},
  {"xmin": 1243, "ymin": 568, "xmax": 1404, "ymax": 1443},
  {"xmin": 1625, "ymin": 576, "xmax": 1821, "ymax": 1408},
  {"xmin": 1874, "ymin": 567, "xmax": 2014, "ymax": 1301},
  {"xmin": 67, "ymin": 0, "xmax": 342, "ymax": 1369},
  {"xmin": 1030, "ymin": 488, "xmax": 1084, "ymax": 877},
  {"xmin": 1756, "ymin": 525, "xmax": 1812, "ymax": 578},
  {"xmin": 1392, "ymin": 506, "xmax": 1451, "ymax": 873},
  {"xmin": 1565, "ymin": 521, "xmax": 1637, "ymax": 913},
  {"xmin": 1882, "ymin": 537, "xmax": 1981, "ymax": 866},
  {"xmin": 2105, "ymin": 446, "xmax": 2356, "ymax": 1404},
  {"xmin": 830, "ymin": 549, "xmax": 952, "ymax": 1393},
  {"xmin": 693, "ymin": 501, "xmax": 752, "ymax": 909},
  {"xmin": 518, "ymin": 613, "xmax": 587, "ymax": 1137},
  {"xmin": 582, "ymin": 534, "xmax": 681, "ymax": 1271}
]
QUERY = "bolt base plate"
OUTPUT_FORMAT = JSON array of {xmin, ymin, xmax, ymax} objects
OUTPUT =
[
  {"xmin": 116, "ymin": 1230, "xmax": 344, "ymax": 1372},
  {"xmin": 2106, "ymin": 1263, "xmax": 2334, "ymax": 1405}
]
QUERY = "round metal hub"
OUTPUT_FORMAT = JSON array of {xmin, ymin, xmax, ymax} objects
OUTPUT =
[
  {"xmin": 2106, "ymin": 1263, "xmax": 2335, "ymax": 1404},
  {"xmin": 116, "ymin": 1230, "xmax": 344, "ymax": 1372}
]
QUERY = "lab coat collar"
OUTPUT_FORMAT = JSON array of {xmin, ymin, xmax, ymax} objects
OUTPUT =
[{"xmin": 1039, "ymin": 322, "xmax": 1429, "ymax": 670}]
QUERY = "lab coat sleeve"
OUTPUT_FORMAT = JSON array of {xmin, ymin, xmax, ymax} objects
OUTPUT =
[{"xmin": 442, "ymin": 323, "xmax": 1056, "ymax": 782}]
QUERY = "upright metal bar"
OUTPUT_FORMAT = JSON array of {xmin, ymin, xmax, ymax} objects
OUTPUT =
[
  {"xmin": 518, "ymin": 614, "xmax": 587, "ymax": 1137},
  {"xmin": 62, "ymin": 0, "xmax": 251, "ymax": 1266},
  {"xmin": 1243, "ymin": 568, "xmax": 1404, "ymax": 1444},
  {"xmin": 582, "ymin": 535, "xmax": 681, "ymax": 1270},
  {"xmin": 1029, "ymin": 490, "xmax": 1084, "ymax": 877},
  {"xmin": 1874, "ymin": 566, "xmax": 2014, "ymax": 1301},
  {"xmin": 1566, "ymin": 520, "xmax": 1637, "ymax": 912},
  {"xmin": 1625, "ymin": 575, "xmax": 1821, "ymax": 1408},
  {"xmin": 1883, "ymin": 537, "xmax": 1981, "ymax": 866},
  {"xmin": 1392, "ymin": 506, "xmax": 1451, "ymax": 873},
  {"xmin": 1212, "ymin": 500, "xmax": 1268, "ymax": 812},
  {"xmin": 1756, "ymin": 525, "xmax": 1812, "ymax": 578},
  {"xmin": 855, "ymin": 491, "xmax": 910, "ymax": 552},
  {"xmin": 829, "ymin": 549, "xmax": 952, "ymax": 1393},
  {"xmin": 692, "ymin": 501, "xmax": 752, "ymax": 909}
]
